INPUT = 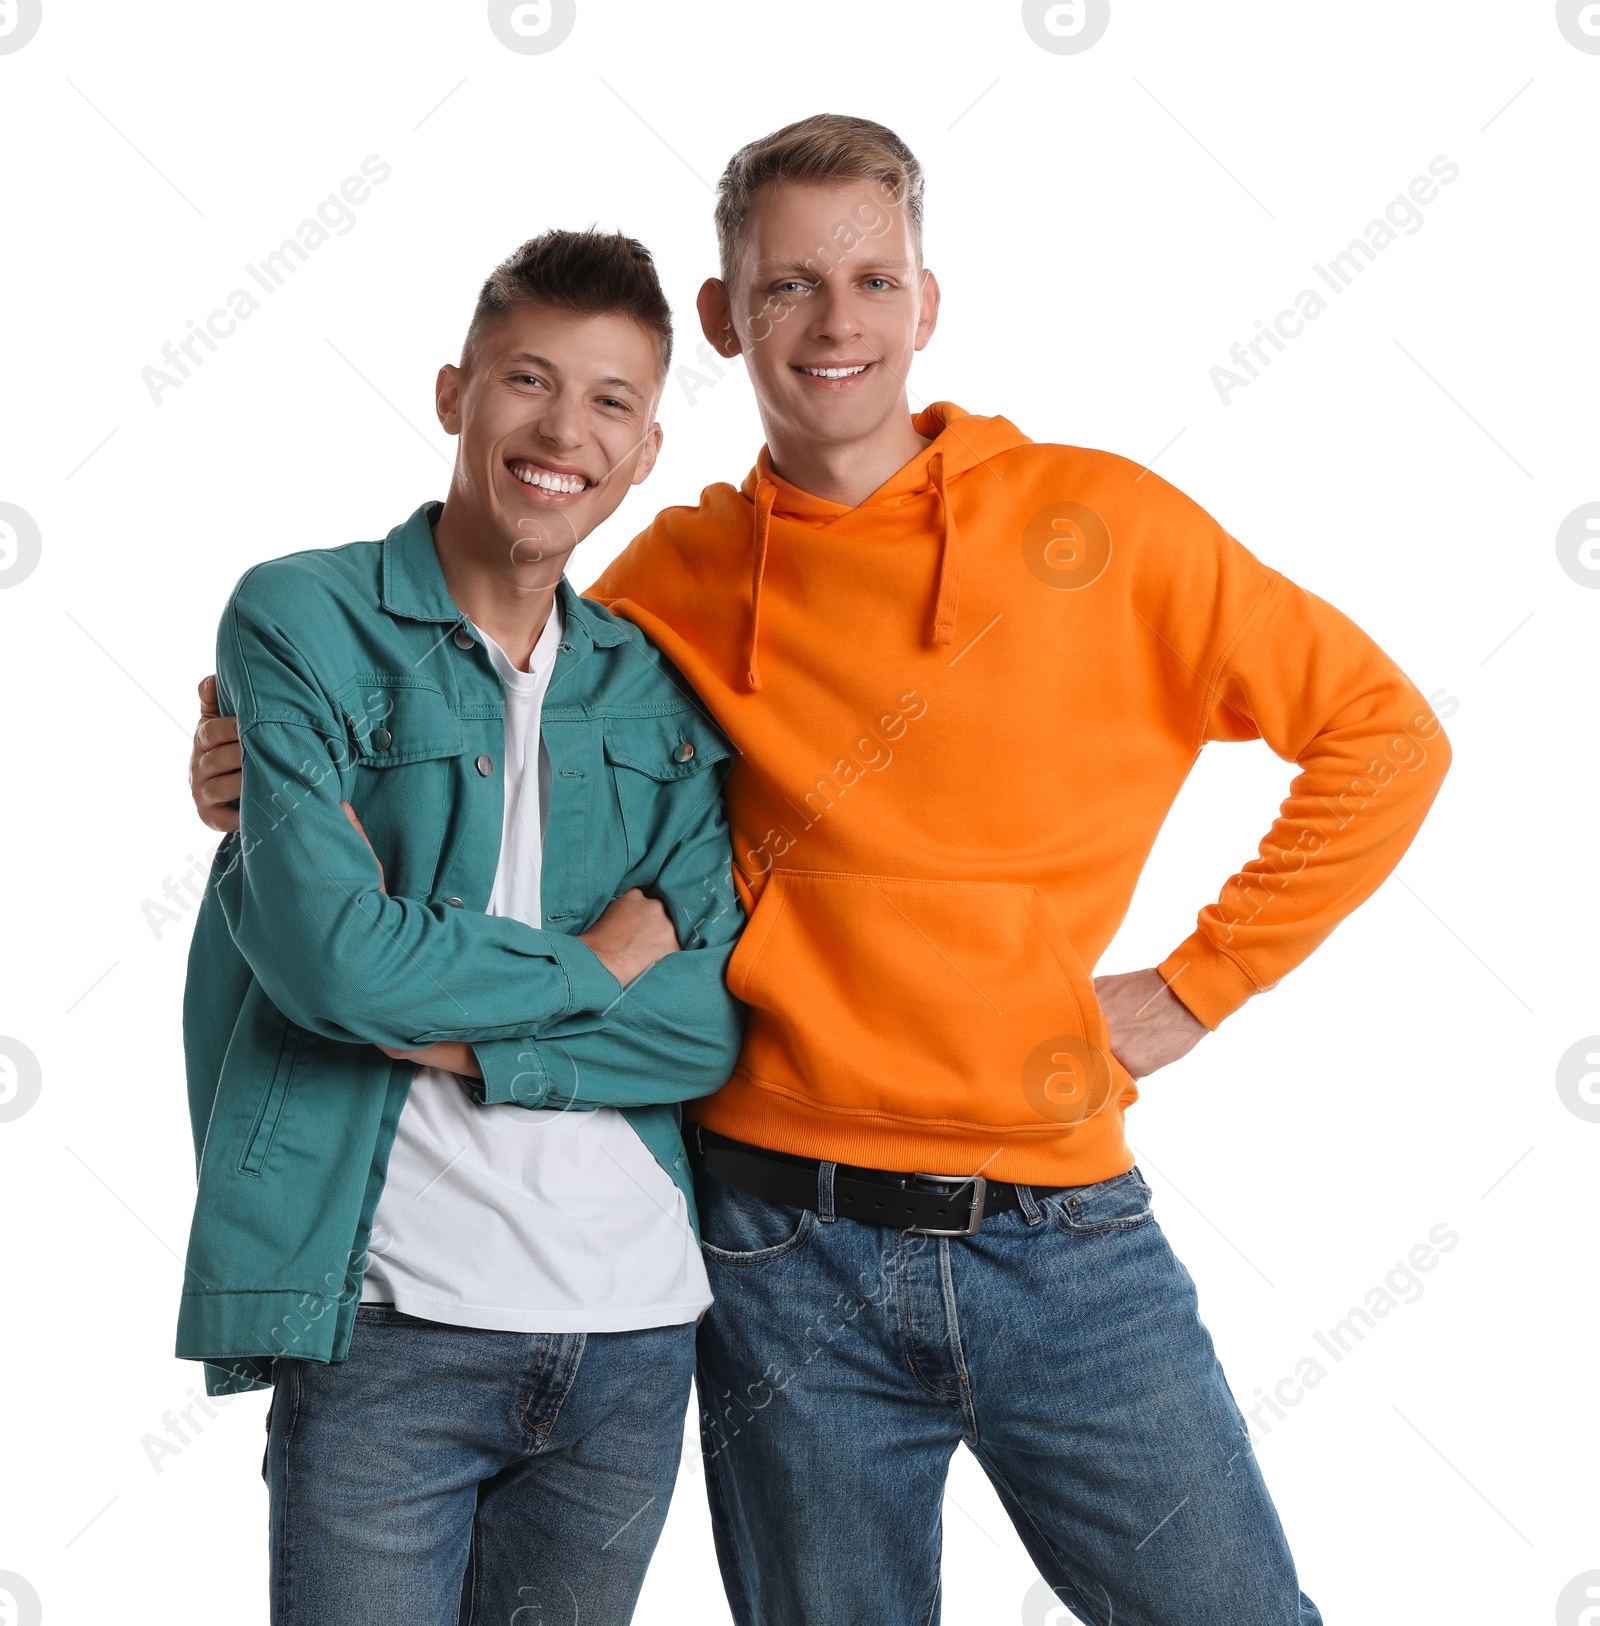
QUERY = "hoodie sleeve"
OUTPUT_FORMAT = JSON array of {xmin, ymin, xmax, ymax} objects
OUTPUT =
[{"xmin": 1153, "ymin": 523, "xmax": 1451, "ymax": 1029}]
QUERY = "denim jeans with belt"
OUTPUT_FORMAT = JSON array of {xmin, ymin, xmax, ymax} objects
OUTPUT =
[
  {"xmin": 693, "ymin": 1163, "xmax": 1322, "ymax": 1626},
  {"xmin": 264, "ymin": 1304, "xmax": 695, "ymax": 1626}
]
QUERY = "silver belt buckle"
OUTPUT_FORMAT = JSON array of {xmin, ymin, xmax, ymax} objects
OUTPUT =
[{"xmin": 906, "ymin": 1173, "xmax": 988, "ymax": 1236}]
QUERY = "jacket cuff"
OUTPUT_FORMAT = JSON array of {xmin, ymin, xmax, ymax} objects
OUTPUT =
[
  {"xmin": 472, "ymin": 1037, "xmax": 554, "ymax": 1107},
  {"xmin": 549, "ymin": 932, "xmax": 623, "ymax": 1019},
  {"xmin": 1157, "ymin": 934, "xmax": 1264, "ymax": 1031}
]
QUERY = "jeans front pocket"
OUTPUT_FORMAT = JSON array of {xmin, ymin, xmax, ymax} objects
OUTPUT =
[
  {"xmin": 697, "ymin": 1176, "xmax": 816, "ymax": 1267},
  {"xmin": 1048, "ymin": 1166, "xmax": 1155, "ymax": 1235}
]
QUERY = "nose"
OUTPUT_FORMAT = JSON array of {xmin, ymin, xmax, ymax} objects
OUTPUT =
[
  {"xmin": 805, "ymin": 280, "xmax": 865, "ymax": 348},
  {"xmin": 535, "ymin": 388, "xmax": 587, "ymax": 452}
]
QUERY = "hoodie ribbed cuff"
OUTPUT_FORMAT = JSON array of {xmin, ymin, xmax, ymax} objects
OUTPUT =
[{"xmin": 1157, "ymin": 934, "xmax": 1264, "ymax": 1031}]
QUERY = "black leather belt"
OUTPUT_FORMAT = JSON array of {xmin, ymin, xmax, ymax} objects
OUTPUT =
[{"xmin": 692, "ymin": 1127, "xmax": 1057, "ymax": 1237}]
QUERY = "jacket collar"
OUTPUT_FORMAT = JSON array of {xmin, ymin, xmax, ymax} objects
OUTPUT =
[{"xmin": 379, "ymin": 500, "xmax": 628, "ymax": 647}]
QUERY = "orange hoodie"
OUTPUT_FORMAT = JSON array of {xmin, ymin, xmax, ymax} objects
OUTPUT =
[{"xmin": 589, "ymin": 404, "xmax": 1450, "ymax": 1186}]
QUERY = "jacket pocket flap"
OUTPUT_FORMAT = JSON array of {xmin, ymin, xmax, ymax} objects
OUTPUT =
[
  {"xmin": 336, "ymin": 679, "xmax": 463, "ymax": 766},
  {"xmin": 603, "ymin": 710, "xmax": 733, "ymax": 781}
]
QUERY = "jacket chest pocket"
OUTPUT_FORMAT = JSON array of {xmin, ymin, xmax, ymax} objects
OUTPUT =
[
  {"xmin": 603, "ymin": 711, "xmax": 731, "ymax": 873},
  {"xmin": 337, "ymin": 677, "xmax": 465, "ymax": 767},
  {"xmin": 335, "ymin": 678, "xmax": 468, "ymax": 895}
]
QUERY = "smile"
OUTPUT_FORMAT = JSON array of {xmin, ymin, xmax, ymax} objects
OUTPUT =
[
  {"xmin": 797, "ymin": 364, "xmax": 871, "ymax": 379},
  {"xmin": 508, "ymin": 459, "xmax": 590, "ymax": 495}
]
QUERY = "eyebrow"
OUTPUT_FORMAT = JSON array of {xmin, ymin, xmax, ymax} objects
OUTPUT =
[
  {"xmin": 753, "ymin": 256, "xmax": 913, "ymax": 279},
  {"xmin": 500, "ymin": 352, "xmax": 645, "ymax": 398}
]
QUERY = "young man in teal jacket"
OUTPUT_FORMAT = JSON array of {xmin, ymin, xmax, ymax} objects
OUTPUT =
[{"xmin": 178, "ymin": 230, "xmax": 743, "ymax": 1625}]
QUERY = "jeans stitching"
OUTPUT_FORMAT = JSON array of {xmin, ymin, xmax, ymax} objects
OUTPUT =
[
  {"xmin": 895, "ymin": 1233, "xmax": 948, "ymax": 1401},
  {"xmin": 514, "ymin": 1332, "xmax": 586, "ymax": 1450},
  {"xmin": 700, "ymin": 1206, "xmax": 816, "ymax": 1267},
  {"xmin": 918, "ymin": 1515, "xmax": 944, "ymax": 1626},
  {"xmin": 938, "ymin": 1241, "xmax": 981, "ymax": 1447},
  {"xmin": 272, "ymin": 1362, "xmax": 302, "ymax": 1625},
  {"xmin": 456, "ymin": 1502, "xmax": 483, "ymax": 1626}
]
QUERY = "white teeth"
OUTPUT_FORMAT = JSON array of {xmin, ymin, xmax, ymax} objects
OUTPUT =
[
  {"xmin": 512, "ymin": 464, "xmax": 587, "ymax": 494},
  {"xmin": 801, "ymin": 365, "xmax": 869, "ymax": 379}
]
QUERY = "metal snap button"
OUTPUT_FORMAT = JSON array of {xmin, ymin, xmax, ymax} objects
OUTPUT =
[
  {"xmin": 475, "ymin": 754, "xmax": 494, "ymax": 776},
  {"xmin": 675, "ymin": 741, "xmax": 695, "ymax": 763},
  {"xmin": 452, "ymin": 627, "xmax": 475, "ymax": 650},
  {"xmin": 369, "ymin": 726, "xmax": 392, "ymax": 752},
  {"xmin": 443, "ymin": 897, "xmax": 464, "ymax": 909}
]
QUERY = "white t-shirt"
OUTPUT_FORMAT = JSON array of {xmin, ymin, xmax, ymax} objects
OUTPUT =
[{"xmin": 361, "ymin": 603, "xmax": 712, "ymax": 1332}]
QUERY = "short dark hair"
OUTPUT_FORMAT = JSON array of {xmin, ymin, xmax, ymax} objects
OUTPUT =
[
  {"xmin": 715, "ymin": 114, "xmax": 924, "ymax": 278},
  {"xmin": 462, "ymin": 228, "xmax": 673, "ymax": 378}
]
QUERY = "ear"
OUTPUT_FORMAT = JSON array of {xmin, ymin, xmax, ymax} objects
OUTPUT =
[
  {"xmin": 436, "ymin": 364, "xmax": 463, "ymax": 435},
  {"xmin": 697, "ymin": 278, "xmax": 742, "ymax": 358},
  {"xmin": 629, "ymin": 420, "xmax": 665, "ymax": 488},
  {"xmin": 913, "ymin": 268, "xmax": 941, "ymax": 354}
]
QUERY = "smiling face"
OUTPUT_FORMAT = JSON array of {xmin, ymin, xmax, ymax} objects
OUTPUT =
[
  {"xmin": 700, "ymin": 178, "xmax": 939, "ymax": 464},
  {"xmin": 435, "ymin": 301, "xmax": 664, "ymax": 574}
]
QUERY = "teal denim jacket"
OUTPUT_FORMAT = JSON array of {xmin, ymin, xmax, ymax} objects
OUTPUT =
[{"xmin": 178, "ymin": 503, "xmax": 744, "ymax": 1394}]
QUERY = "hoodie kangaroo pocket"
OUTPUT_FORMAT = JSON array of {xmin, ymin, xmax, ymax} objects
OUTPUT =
[{"xmin": 727, "ymin": 870, "xmax": 1126, "ymax": 1133}]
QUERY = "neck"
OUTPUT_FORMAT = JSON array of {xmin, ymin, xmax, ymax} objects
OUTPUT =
[
  {"xmin": 431, "ymin": 495, "xmax": 568, "ymax": 670},
  {"xmin": 763, "ymin": 398, "xmax": 932, "ymax": 508}
]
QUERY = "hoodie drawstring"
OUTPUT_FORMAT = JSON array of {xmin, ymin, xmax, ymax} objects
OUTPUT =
[
  {"xmin": 746, "ymin": 455, "xmax": 958, "ymax": 681},
  {"xmin": 929, "ymin": 451, "xmax": 961, "ymax": 647},
  {"xmin": 747, "ymin": 478, "xmax": 776, "ymax": 691}
]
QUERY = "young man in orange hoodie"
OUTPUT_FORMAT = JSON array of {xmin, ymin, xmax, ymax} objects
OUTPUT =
[{"xmin": 192, "ymin": 117, "xmax": 1448, "ymax": 1625}]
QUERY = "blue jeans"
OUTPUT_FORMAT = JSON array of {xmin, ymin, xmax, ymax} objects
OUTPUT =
[
  {"xmin": 694, "ymin": 1164, "xmax": 1322, "ymax": 1626},
  {"xmin": 264, "ymin": 1304, "xmax": 695, "ymax": 1625}
]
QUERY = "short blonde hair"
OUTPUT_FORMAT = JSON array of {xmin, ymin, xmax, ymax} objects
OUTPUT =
[{"xmin": 714, "ymin": 113, "xmax": 925, "ymax": 278}]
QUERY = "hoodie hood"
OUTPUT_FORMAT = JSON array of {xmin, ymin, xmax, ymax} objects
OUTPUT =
[{"xmin": 737, "ymin": 403, "xmax": 1032, "ymax": 689}]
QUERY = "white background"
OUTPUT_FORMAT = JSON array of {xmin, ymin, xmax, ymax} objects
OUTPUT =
[{"xmin": 1, "ymin": 3, "xmax": 1596, "ymax": 1622}]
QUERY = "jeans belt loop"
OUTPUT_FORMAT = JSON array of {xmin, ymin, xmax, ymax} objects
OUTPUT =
[
  {"xmin": 816, "ymin": 1160, "xmax": 838, "ymax": 1223},
  {"xmin": 1015, "ymin": 1183, "xmax": 1044, "ymax": 1225}
]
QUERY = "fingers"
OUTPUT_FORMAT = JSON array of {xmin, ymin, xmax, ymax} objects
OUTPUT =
[
  {"xmin": 194, "ymin": 714, "xmax": 240, "ymax": 752},
  {"xmin": 197, "ymin": 770, "xmax": 243, "ymax": 809},
  {"xmin": 341, "ymin": 801, "xmax": 386, "ymax": 891},
  {"xmin": 195, "ymin": 739, "xmax": 242, "ymax": 778},
  {"xmin": 341, "ymin": 801, "xmax": 372, "ymax": 842},
  {"xmin": 198, "ymin": 674, "xmax": 220, "ymax": 719},
  {"xmin": 199, "ymin": 803, "xmax": 241, "ymax": 834}
]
